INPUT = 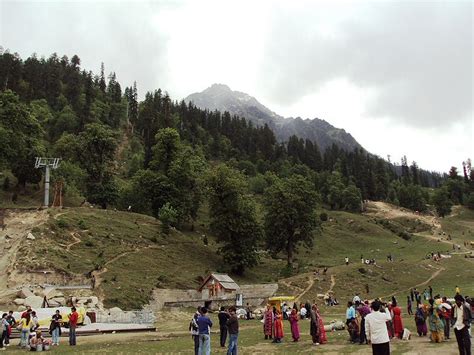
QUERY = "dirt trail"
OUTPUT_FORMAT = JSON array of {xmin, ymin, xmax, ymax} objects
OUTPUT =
[
  {"xmin": 381, "ymin": 266, "xmax": 445, "ymax": 299},
  {"xmin": 91, "ymin": 245, "xmax": 158, "ymax": 290},
  {"xmin": 295, "ymin": 275, "xmax": 315, "ymax": 303},
  {"xmin": 0, "ymin": 209, "xmax": 49, "ymax": 299},
  {"xmin": 66, "ymin": 232, "xmax": 82, "ymax": 251},
  {"xmin": 364, "ymin": 201, "xmax": 459, "ymax": 247}
]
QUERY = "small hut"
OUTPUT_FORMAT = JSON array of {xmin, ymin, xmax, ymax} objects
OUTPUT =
[{"xmin": 198, "ymin": 273, "xmax": 240, "ymax": 300}]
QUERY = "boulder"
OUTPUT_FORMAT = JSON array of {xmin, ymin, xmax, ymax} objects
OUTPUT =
[
  {"xmin": 20, "ymin": 287, "xmax": 34, "ymax": 298},
  {"xmin": 88, "ymin": 296, "xmax": 99, "ymax": 306},
  {"xmin": 17, "ymin": 306, "xmax": 26, "ymax": 312},
  {"xmin": 47, "ymin": 299, "xmax": 60, "ymax": 307},
  {"xmin": 42, "ymin": 287, "xmax": 56, "ymax": 298},
  {"xmin": 47, "ymin": 291, "xmax": 64, "ymax": 300},
  {"xmin": 24, "ymin": 295, "xmax": 44, "ymax": 309},
  {"xmin": 14, "ymin": 298, "xmax": 25, "ymax": 305},
  {"xmin": 27, "ymin": 232, "xmax": 36, "ymax": 240},
  {"xmin": 109, "ymin": 307, "xmax": 123, "ymax": 315},
  {"xmin": 51, "ymin": 297, "xmax": 66, "ymax": 306}
]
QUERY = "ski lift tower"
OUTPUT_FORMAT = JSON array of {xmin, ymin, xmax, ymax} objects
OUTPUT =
[{"xmin": 35, "ymin": 157, "xmax": 60, "ymax": 208}]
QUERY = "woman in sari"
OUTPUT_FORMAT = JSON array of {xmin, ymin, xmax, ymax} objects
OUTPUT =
[
  {"xmin": 263, "ymin": 304, "xmax": 273, "ymax": 340},
  {"xmin": 414, "ymin": 304, "xmax": 428, "ymax": 336},
  {"xmin": 392, "ymin": 301, "xmax": 404, "ymax": 339},
  {"xmin": 288, "ymin": 308, "xmax": 300, "ymax": 342},
  {"xmin": 310, "ymin": 304, "xmax": 321, "ymax": 345},
  {"xmin": 314, "ymin": 304, "xmax": 327, "ymax": 344},
  {"xmin": 273, "ymin": 310, "xmax": 284, "ymax": 343},
  {"xmin": 428, "ymin": 300, "xmax": 444, "ymax": 343}
]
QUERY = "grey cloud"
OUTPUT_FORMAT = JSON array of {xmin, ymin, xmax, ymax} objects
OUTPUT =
[
  {"xmin": 0, "ymin": 1, "xmax": 171, "ymax": 98},
  {"xmin": 259, "ymin": 2, "xmax": 473, "ymax": 128}
]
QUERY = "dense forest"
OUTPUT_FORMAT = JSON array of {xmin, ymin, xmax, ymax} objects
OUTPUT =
[{"xmin": 1, "ymin": 50, "xmax": 473, "ymax": 274}]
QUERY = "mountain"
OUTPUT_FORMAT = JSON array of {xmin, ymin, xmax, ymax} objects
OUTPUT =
[{"xmin": 184, "ymin": 84, "xmax": 363, "ymax": 152}]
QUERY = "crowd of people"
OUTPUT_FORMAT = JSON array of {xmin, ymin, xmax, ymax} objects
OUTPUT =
[
  {"xmin": 345, "ymin": 287, "xmax": 473, "ymax": 355},
  {"xmin": 0, "ymin": 306, "xmax": 79, "ymax": 351}
]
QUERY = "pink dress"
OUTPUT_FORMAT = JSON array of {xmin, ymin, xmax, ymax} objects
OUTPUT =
[{"xmin": 289, "ymin": 313, "xmax": 300, "ymax": 341}]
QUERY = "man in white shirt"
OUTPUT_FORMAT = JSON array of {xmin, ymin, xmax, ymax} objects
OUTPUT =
[
  {"xmin": 365, "ymin": 300, "xmax": 392, "ymax": 355},
  {"xmin": 453, "ymin": 294, "xmax": 472, "ymax": 355}
]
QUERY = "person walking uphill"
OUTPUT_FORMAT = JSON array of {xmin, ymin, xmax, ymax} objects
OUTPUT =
[
  {"xmin": 452, "ymin": 294, "xmax": 472, "ymax": 355},
  {"xmin": 197, "ymin": 307, "xmax": 213, "ymax": 355},
  {"xmin": 365, "ymin": 300, "xmax": 392, "ymax": 355},
  {"xmin": 226, "ymin": 306, "xmax": 239, "ymax": 355},
  {"xmin": 218, "ymin": 307, "xmax": 230, "ymax": 348},
  {"xmin": 68, "ymin": 307, "xmax": 78, "ymax": 346}
]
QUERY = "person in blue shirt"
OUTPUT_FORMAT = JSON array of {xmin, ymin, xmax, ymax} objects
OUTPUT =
[
  {"xmin": 346, "ymin": 301, "xmax": 359, "ymax": 343},
  {"xmin": 197, "ymin": 307, "xmax": 213, "ymax": 355}
]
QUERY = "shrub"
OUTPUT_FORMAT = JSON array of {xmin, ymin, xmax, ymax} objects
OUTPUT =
[
  {"xmin": 77, "ymin": 219, "xmax": 88, "ymax": 230},
  {"xmin": 56, "ymin": 219, "xmax": 69, "ymax": 229},
  {"xmin": 320, "ymin": 212, "xmax": 328, "ymax": 221}
]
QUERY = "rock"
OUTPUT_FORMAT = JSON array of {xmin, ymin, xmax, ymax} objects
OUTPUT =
[
  {"xmin": 27, "ymin": 232, "xmax": 36, "ymax": 240},
  {"xmin": 14, "ymin": 298, "xmax": 25, "ymax": 305},
  {"xmin": 51, "ymin": 297, "xmax": 66, "ymax": 306},
  {"xmin": 109, "ymin": 307, "xmax": 123, "ymax": 315},
  {"xmin": 20, "ymin": 287, "xmax": 34, "ymax": 298},
  {"xmin": 47, "ymin": 300, "xmax": 61, "ymax": 307},
  {"xmin": 47, "ymin": 291, "xmax": 64, "ymax": 300},
  {"xmin": 88, "ymin": 296, "xmax": 99, "ymax": 306},
  {"xmin": 42, "ymin": 287, "xmax": 56, "ymax": 298},
  {"xmin": 17, "ymin": 306, "xmax": 26, "ymax": 312},
  {"xmin": 24, "ymin": 295, "xmax": 44, "ymax": 309}
]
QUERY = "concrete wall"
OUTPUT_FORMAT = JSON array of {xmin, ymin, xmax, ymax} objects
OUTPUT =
[{"xmin": 149, "ymin": 283, "xmax": 278, "ymax": 312}]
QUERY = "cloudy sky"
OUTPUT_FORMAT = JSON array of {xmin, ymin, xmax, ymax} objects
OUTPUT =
[{"xmin": 1, "ymin": 0, "xmax": 472, "ymax": 173}]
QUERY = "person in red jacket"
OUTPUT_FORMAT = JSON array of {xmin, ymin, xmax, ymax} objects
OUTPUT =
[{"xmin": 68, "ymin": 307, "xmax": 78, "ymax": 346}]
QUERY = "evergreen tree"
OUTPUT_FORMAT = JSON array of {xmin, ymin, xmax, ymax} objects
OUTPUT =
[
  {"xmin": 432, "ymin": 186, "xmax": 453, "ymax": 217},
  {"xmin": 264, "ymin": 175, "xmax": 319, "ymax": 267},
  {"xmin": 207, "ymin": 164, "xmax": 261, "ymax": 275}
]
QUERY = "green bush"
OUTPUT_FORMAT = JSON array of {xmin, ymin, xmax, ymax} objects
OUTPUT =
[
  {"xmin": 320, "ymin": 212, "xmax": 328, "ymax": 221},
  {"xmin": 56, "ymin": 219, "xmax": 69, "ymax": 229}
]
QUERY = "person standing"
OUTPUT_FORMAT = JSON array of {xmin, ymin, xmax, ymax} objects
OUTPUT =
[
  {"xmin": 345, "ymin": 257, "xmax": 349, "ymax": 266},
  {"xmin": 0, "ymin": 313, "xmax": 8, "ymax": 351},
  {"xmin": 452, "ymin": 294, "xmax": 472, "ymax": 355},
  {"xmin": 188, "ymin": 307, "xmax": 201, "ymax": 355},
  {"xmin": 68, "ymin": 307, "xmax": 78, "ymax": 346},
  {"xmin": 410, "ymin": 289, "xmax": 414, "ymax": 302},
  {"xmin": 365, "ymin": 300, "xmax": 392, "ymax": 355},
  {"xmin": 18, "ymin": 313, "xmax": 32, "ymax": 348},
  {"xmin": 428, "ymin": 300, "xmax": 444, "ymax": 343},
  {"xmin": 263, "ymin": 305, "xmax": 273, "ymax": 340},
  {"xmin": 415, "ymin": 304, "xmax": 428, "ymax": 336},
  {"xmin": 314, "ymin": 304, "xmax": 327, "ymax": 344},
  {"xmin": 391, "ymin": 301, "xmax": 404, "ymax": 339},
  {"xmin": 407, "ymin": 296, "xmax": 413, "ymax": 315},
  {"xmin": 358, "ymin": 301, "xmax": 371, "ymax": 345},
  {"xmin": 289, "ymin": 308, "xmax": 300, "ymax": 342},
  {"xmin": 50, "ymin": 310, "xmax": 62, "ymax": 346},
  {"xmin": 4, "ymin": 310, "xmax": 15, "ymax": 346},
  {"xmin": 226, "ymin": 306, "xmax": 239, "ymax": 355},
  {"xmin": 346, "ymin": 301, "xmax": 358, "ymax": 343},
  {"xmin": 218, "ymin": 307, "xmax": 230, "ymax": 348},
  {"xmin": 310, "ymin": 304, "xmax": 320, "ymax": 346},
  {"xmin": 272, "ymin": 310, "xmax": 284, "ymax": 343},
  {"xmin": 197, "ymin": 307, "xmax": 213, "ymax": 355},
  {"xmin": 440, "ymin": 298, "xmax": 452, "ymax": 340}
]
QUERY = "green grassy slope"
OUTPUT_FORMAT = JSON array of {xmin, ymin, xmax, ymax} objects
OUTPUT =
[{"xmin": 10, "ymin": 203, "xmax": 474, "ymax": 310}]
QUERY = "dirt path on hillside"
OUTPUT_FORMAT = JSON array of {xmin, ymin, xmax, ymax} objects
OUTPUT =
[
  {"xmin": 295, "ymin": 275, "xmax": 315, "ymax": 303},
  {"xmin": 0, "ymin": 209, "xmax": 49, "ymax": 299},
  {"xmin": 364, "ymin": 201, "xmax": 461, "ymax": 247},
  {"xmin": 381, "ymin": 266, "xmax": 445, "ymax": 299},
  {"xmin": 91, "ymin": 245, "xmax": 158, "ymax": 290},
  {"xmin": 66, "ymin": 232, "xmax": 82, "ymax": 251}
]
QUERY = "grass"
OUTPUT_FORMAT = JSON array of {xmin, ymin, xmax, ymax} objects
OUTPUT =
[{"xmin": 6, "ymin": 192, "xmax": 473, "ymax": 312}]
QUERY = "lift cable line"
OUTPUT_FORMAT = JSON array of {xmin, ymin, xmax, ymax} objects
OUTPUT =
[{"xmin": 34, "ymin": 157, "xmax": 60, "ymax": 208}]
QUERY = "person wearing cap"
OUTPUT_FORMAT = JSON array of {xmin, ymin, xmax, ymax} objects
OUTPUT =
[{"xmin": 452, "ymin": 294, "xmax": 472, "ymax": 355}]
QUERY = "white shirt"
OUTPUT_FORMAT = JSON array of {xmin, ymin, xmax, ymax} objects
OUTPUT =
[
  {"xmin": 454, "ymin": 305, "xmax": 465, "ymax": 330},
  {"xmin": 365, "ymin": 308, "xmax": 392, "ymax": 344},
  {"xmin": 300, "ymin": 308, "xmax": 307, "ymax": 317}
]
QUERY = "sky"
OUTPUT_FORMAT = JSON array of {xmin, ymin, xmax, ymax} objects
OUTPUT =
[{"xmin": 1, "ymin": 0, "xmax": 472, "ymax": 174}]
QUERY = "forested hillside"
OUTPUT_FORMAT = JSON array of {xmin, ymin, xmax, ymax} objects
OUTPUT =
[{"xmin": 1, "ymin": 50, "xmax": 473, "ymax": 275}]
